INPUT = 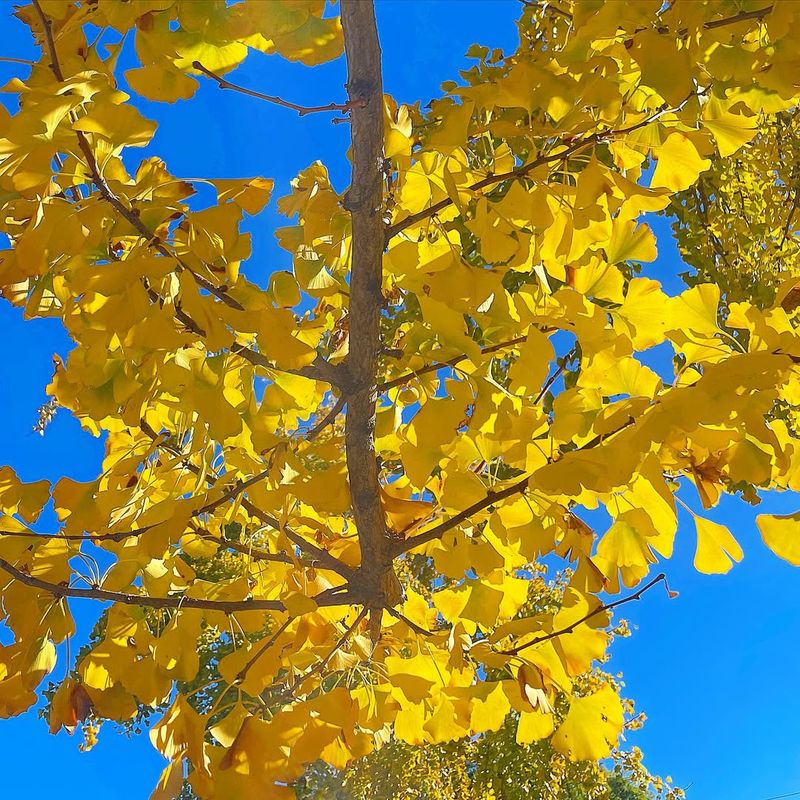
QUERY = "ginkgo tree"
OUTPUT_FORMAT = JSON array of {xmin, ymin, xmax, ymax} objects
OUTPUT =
[
  {"xmin": 668, "ymin": 109, "xmax": 800, "ymax": 306},
  {"xmin": 1, "ymin": 1, "xmax": 800, "ymax": 798}
]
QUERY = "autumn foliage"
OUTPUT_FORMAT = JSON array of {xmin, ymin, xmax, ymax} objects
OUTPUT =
[{"xmin": 1, "ymin": 1, "xmax": 799, "ymax": 797}]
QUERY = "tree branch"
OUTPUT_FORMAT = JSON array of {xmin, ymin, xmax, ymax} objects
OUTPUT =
[
  {"xmin": 0, "ymin": 556, "xmax": 352, "ymax": 614},
  {"xmin": 379, "ymin": 335, "xmax": 528, "ymax": 392},
  {"xmin": 0, "ymin": 526, "xmax": 156, "ymax": 545},
  {"xmin": 31, "ymin": 0, "xmax": 64, "ymax": 81},
  {"xmin": 200, "ymin": 533, "xmax": 295, "ymax": 565},
  {"xmin": 239, "ymin": 497, "xmax": 355, "ymax": 580},
  {"xmin": 139, "ymin": 421, "xmax": 355, "ymax": 579},
  {"xmin": 392, "ymin": 415, "xmax": 638, "ymax": 557},
  {"xmin": 496, "ymin": 572, "xmax": 668, "ymax": 656},
  {"xmin": 384, "ymin": 94, "xmax": 700, "ymax": 243},
  {"xmin": 307, "ymin": 394, "xmax": 347, "ymax": 441},
  {"xmin": 391, "ymin": 475, "xmax": 530, "ymax": 557},
  {"xmin": 520, "ymin": 0, "xmax": 774, "ymax": 33},
  {"xmin": 0, "ymin": 522, "xmax": 305, "ymax": 568},
  {"xmin": 192, "ymin": 61, "xmax": 359, "ymax": 117},
  {"xmin": 230, "ymin": 343, "xmax": 343, "ymax": 386},
  {"xmin": 32, "ymin": 0, "xmax": 339, "ymax": 389},
  {"xmin": 0, "ymin": 446, "xmax": 306, "ymax": 567},
  {"xmin": 702, "ymin": 5, "xmax": 773, "ymax": 31},
  {"xmin": 234, "ymin": 617, "xmax": 293, "ymax": 684},
  {"xmin": 283, "ymin": 607, "xmax": 368, "ymax": 695}
]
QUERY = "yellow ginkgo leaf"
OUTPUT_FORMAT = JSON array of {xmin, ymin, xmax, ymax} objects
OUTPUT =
[
  {"xmin": 693, "ymin": 515, "xmax": 743, "ymax": 574},
  {"xmin": 551, "ymin": 685, "xmax": 624, "ymax": 761},
  {"xmin": 269, "ymin": 270, "xmax": 302, "ymax": 308},
  {"xmin": 150, "ymin": 696, "xmax": 211, "ymax": 777},
  {"xmin": 283, "ymin": 592, "xmax": 318, "ymax": 617},
  {"xmin": 209, "ymin": 178, "xmax": 274, "ymax": 215},
  {"xmin": 596, "ymin": 510, "xmax": 658, "ymax": 587},
  {"xmin": 73, "ymin": 102, "xmax": 157, "ymax": 149},
  {"xmin": 26, "ymin": 636, "xmax": 57, "ymax": 682},
  {"xmin": 604, "ymin": 219, "xmax": 657, "ymax": 265},
  {"xmin": 508, "ymin": 328, "xmax": 554, "ymax": 397},
  {"xmin": 423, "ymin": 696, "xmax": 469, "ymax": 744},
  {"xmin": 470, "ymin": 681, "xmax": 511, "ymax": 734},
  {"xmin": 380, "ymin": 485, "xmax": 434, "ymax": 533},
  {"xmin": 516, "ymin": 708, "xmax": 555, "ymax": 744},
  {"xmin": 614, "ymin": 277, "xmax": 670, "ymax": 349},
  {"xmin": 570, "ymin": 259, "xmax": 624, "ymax": 302},
  {"xmin": 48, "ymin": 679, "xmax": 93, "ymax": 735},
  {"xmin": 125, "ymin": 61, "xmax": 199, "ymax": 103},
  {"xmin": 651, "ymin": 133, "xmax": 711, "ymax": 192},
  {"xmin": 703, "ymin": 97, "xmax": 758, "ymax": 157},
  {"xmin": 149, "ymin": 760, "xmax": 185, "ymax": 800},
  {"xmin": 0, "ymin": 466, "xmax": 49, "ymax": 524},
  {"xmin": 517, "ymin": 664, "xmax": 553, "ymax": 713},
  {"xmin": 757, "ymin": 512, "xmax": 800, "ymax": 565},
  {"xmin": 384, "ymin": 98, "xmax": 413, "ymax": 159},
  {"xmin": 668, "ymin": 283, "xmax": 721, "ymax": 336}
]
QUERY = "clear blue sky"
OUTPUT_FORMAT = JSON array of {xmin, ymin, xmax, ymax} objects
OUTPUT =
[{"xmin": 1, "ymin": 2, "xmax": 799, "ymax": 798}]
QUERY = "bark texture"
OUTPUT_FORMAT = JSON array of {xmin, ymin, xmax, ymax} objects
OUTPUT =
[{"xmin": 340, "ymin": 0, "xmax": 390, "ymax": 602}]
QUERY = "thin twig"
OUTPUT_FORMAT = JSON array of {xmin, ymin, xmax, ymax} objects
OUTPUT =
[
  {"xmin": 192, "ymin": 61, "xmax": 358, "ymax": 117},
  {"xmin": 0, "ymin": 56, "xmax": 34, "ymax": 66},
  {"xmin": 198, "ymin": 531, "xmax": 294, "ymax": 565},
  {"xmin": 533, "ymin": 348, "xmax": 577, "ymax": 405},
  {"xmin": 195, "ymin": 467, "xmax": 272, "ymax": 516},
  {"xmin": 702, "ymin": 5, "xmax": 773, "ymax": 30},
  {"xmin": 778, "ymin": 189, "xmax": 799, "ymax": 252},
  {"xmin": 386, "ymin": 606, "xmax": 435, "ymax": 636},
  {"xmin": 0, "ymin": 462, "xmax": 272, "ymax": 553},
  {"xmin": 283, "ymin": 607, "xmax": 368, "ymax": 695},
  {"xmin": 379, "ymin": 334, "xmax": 528, "ymax": 392},
  {"xmin": 520, "ymin": 0, "xmax": 773, "ymax": 33},
  {"xmin": 138, "ymin": 420, "xmax": 355, "ymax": 579},
  {"xmin": 52, "ymin": 152, "xmax": 81, "ymax": 202},
  {"xmin": 307, "ymin": 394, "xmax": 347, "ymax": 440},
  {"xmin": 235, "ymin": 617, "xmax": 293, "ymax": 684},
  {"xmin": 497, "ymin": 572, "xmax": 669, "ymax": 655}
]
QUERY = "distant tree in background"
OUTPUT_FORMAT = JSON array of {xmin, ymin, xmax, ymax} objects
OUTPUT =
[
  {"xmin": 294, "ymin": 719, "xmax": 658, "ymax": 800},
  {"xmin": 668, "ymin": 111, "xmax": 800, "ymax": 306}
]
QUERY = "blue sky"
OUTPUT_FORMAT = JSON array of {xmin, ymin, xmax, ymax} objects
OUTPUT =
[{"xmin": 1, "ymin": 2, "xmax": 799, "ymax": 798}]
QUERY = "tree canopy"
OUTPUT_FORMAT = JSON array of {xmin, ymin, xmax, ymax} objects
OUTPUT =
[{"xmin": 0, "ymin": 1, "xmax": 799, "ymax": 798}]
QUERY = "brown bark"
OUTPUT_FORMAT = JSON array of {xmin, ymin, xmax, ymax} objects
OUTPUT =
[{"xmin": 340, "ymin": 0, "xmax": 390, "ymax": 602}]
